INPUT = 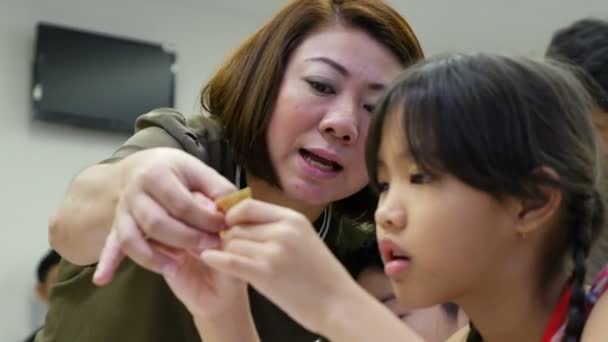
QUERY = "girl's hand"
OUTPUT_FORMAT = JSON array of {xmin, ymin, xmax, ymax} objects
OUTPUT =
[{"xmin": 201, "ymin": 199, "xmax": 355, "ymax": 333}]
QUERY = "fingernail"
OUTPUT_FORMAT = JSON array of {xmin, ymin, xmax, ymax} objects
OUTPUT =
[
  {"xmin": 200, "ymin": 249, "xmax": 214, "ymax": 260},
  {"xmin": 198, "ymin": 235, "xmax": 220, "ymax": 251},
  {"xmin": 193, "ymin": 192, "xmax": 220, "ymax": 212},
  {"xmin": 200, "ymin": 197, "xmax": 218, "ymax": 211},
  {"xmin": 92, "ymin": 268, "xmax": 104, "ymax": 285},
  {"xmin": 93, "ymin": 264, "xmax": 102, "ymax": 278}
]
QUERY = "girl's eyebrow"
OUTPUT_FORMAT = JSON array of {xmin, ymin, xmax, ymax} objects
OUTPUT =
[
  {"xmin": 377, "ymin": 159, "xmax": 386, "ymax": 169},
  {"xmin": 400, "ymin": 150, "xmax": 412, "ymax": 161}
]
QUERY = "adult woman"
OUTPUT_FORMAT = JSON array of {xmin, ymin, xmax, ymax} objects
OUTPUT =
[{"xmin": 38, "ymin": 1, "xmax": 423, "ymax": 341}]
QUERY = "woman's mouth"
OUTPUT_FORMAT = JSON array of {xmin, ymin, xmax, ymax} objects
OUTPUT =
[
  {"xmin": 298, "ymin": 149, "xmax": 344, "ymax": 180},
  {"xmin": 299, "ymin": 149, "xmax": 343, "ymax": 171}
]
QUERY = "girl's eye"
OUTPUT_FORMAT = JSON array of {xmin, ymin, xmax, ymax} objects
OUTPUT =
[
  {"xmin": 363, "ymin": 104, "xmax": 375, "ymax": 113},
  {"xmin": 307, "ymin": 80, "xmax": 335, "ymax": 95},
  {"xmin": 410, "ymin": 173, "xmax": 432, "ymax": 184},
  {"xmin": 376, "ymin": 181, "xmax": 389, "ymax": 193}
]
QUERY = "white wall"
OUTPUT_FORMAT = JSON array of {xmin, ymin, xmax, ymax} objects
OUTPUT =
[
  {"xmin": 394, "ymin": 0, "xmax": 607, "ymax": 57},
  {"xmin": 0, "ymin": 0, "xmax": 606, "ymax": 340},
  {"xmin": 0, "ymin": 1, "xmax": 268, "ymax": 340}
]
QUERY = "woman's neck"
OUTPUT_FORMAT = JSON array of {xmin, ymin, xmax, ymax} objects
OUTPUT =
[
  {"xmin": 246, "ymin": 175, "xmax": 326, "ymax": 223},
  {"xmin": 458, "ymin": 267, "xmax": 569, "ymax": 342}
]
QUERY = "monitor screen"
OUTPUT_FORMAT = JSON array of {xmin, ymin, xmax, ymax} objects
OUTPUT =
[{"xmin": 32, "ymin": 22, "xmax": 176, "ymax": 132}]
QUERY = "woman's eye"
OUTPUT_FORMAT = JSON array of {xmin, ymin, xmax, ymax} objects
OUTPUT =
[
  {"xmin": 410, "ymin": 173, "xmax": 432, "ymax": 184},
  {"xmin": 307, "ymin": 80, "xmax": 335, "ymax": 95},
  {"xmin": 363, "ymin": 104, "xmax": 375, "ymax": 113}
]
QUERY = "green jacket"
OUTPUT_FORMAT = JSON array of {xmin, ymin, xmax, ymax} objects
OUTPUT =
[{"xmin": 37, "ymin": 108, "xmax": 375, "ymax": 342}]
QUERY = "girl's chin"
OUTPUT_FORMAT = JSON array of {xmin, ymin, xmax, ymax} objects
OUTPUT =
[{"xmin": 393, "ymin": 287, "xmax": 441, "ymax": 310}]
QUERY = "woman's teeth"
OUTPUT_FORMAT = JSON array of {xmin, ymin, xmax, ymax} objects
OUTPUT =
[{"xmin": 304, "ymin": 154, "xmax": 335, "ymax": 171}]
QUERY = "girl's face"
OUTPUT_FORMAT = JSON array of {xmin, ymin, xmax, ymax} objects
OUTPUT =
[
  {"xmin": 266, "ymin": 25, "xmax": 403, "ymax": 206},
  {"xmin": 373, "ymin": 109, "xmax": 522, "ymax": 308},
  {"xmin": 357, "ymin": 266, "xmax": 466, "ymax": 342}
]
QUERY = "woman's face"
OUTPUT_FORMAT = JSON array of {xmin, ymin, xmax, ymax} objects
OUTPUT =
[{"xmin": 266, "ymin": 25, "xmax": 403, "ymax": 206}]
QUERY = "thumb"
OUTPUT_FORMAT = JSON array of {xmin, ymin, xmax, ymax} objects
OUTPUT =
[{"xmin": 177, "ymin": 154, "xmax": 237, "ymax": 200}]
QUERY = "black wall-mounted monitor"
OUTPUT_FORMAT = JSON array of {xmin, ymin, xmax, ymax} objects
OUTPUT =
[{"xmin": 32, "ymin": 22, "xmax": 176, "ymax": 133}]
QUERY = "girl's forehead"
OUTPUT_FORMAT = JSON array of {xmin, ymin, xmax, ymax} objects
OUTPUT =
[
  {"xmin": 380, "ymin": 108, "xmax": 407, "ymax": 145},
  {"xmin": 378, "ymin": 112, "xmax": 410, "ymax": 166}
]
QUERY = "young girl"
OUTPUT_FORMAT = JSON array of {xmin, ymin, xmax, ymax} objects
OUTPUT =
[{"xmin": 197, "ymin": 54, "xmax": 608, "ymax": 341}]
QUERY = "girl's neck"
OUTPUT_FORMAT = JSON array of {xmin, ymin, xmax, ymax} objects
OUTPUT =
[
  {"xmin": 247, "ymin": 175, "xmax": 326, "ymax": 223},
  {"xmin": 459, "ymin": 269, "xmax": 569, "ymax": 342}
]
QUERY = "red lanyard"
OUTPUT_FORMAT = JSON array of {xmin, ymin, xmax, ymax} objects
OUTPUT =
[{"xmin": 540, "ymin": 285, "xmax": 571, "ymax": 342}]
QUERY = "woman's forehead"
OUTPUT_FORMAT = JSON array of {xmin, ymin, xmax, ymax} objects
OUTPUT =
[{"xmin": 289, "ymin": 25, "xmax": 403, "ymax": 80}]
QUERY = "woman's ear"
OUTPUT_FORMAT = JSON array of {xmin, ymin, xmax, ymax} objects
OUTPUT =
[
  {"xmin": 36, "ymin": 282, "xmax": 49, "ymax": 303},
  {"xmin": 515, "ymin": 167, "xmax": 562, "ymax": 237}
]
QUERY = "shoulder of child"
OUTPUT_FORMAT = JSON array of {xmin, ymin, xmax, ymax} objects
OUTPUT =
[{"xmin": 582, "ymin": 265, "xmax": 608, "ymax": 341}]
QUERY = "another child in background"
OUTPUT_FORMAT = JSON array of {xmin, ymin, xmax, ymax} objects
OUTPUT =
[
  {"xmin": 546, "ymin": 17, "xmax": 608, "ymax": 285},
  {"xmin": 24, "ymin": 250, "xmax": 60, "ymax": 342}
]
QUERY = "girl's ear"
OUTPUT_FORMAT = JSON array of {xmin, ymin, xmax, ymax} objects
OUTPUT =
[{"xmin": 515, "ymin": 167, "xmax": 562, "ymax": 237}]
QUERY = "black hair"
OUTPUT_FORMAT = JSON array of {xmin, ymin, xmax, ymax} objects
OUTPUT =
[
  {"xmin": 546, "ymin": 18, "xmax": 608, "ymax": 112},
  {"xmin": 36, "ymin": 249, "xmax": 60, "ymax": 283},
  {"xmin": 547, "ymin": 18, "xmax": 608, "ymax": 286},
  {"xmin": 366, "ymin": 54, "xmax": 605, "ymax": 342}
]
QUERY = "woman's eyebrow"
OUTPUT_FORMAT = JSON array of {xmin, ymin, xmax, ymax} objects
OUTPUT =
[{"xmin": 305, "ymin": 56, "xmax": 387, "ymax": 90}]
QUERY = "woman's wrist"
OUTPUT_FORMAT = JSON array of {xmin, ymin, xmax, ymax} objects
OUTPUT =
[
  {"xmin": 193, "ymin": 290, "xmax": 260, "ymax": 342},
  {"xmin": 319, "ymin": 279, "xmax": 369, "ymax": 339}
]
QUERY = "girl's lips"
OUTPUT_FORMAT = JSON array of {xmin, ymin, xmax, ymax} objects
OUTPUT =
[
  {"xmin": 378, "ymin": 239, "xmax": 411, "ymax": 263},
  {"xmin": 384, "ymin": 258, "xmax": 411, "ymax": 277},
  {"xmin": 378, "ymin": 239, "xmax": 412, "ymax": 278}
]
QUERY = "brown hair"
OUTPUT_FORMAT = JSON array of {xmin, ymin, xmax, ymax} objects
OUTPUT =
[{"xmin": 201, "ymin": 0, "xmax": 423, "ymax": 223}]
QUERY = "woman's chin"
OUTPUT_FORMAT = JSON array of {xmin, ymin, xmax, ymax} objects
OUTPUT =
[{"xmin": 287, "ymin": 188, "xmax": 335, "ymax": 207}]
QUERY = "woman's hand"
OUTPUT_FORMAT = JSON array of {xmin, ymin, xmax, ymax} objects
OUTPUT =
[
  {"xmin": 92, "ymin": 147, "xmax": 237, "ymax": 285},
  {"xmin": 200, "ymin": 199, "xmax": 355, "ymax": 333}
]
